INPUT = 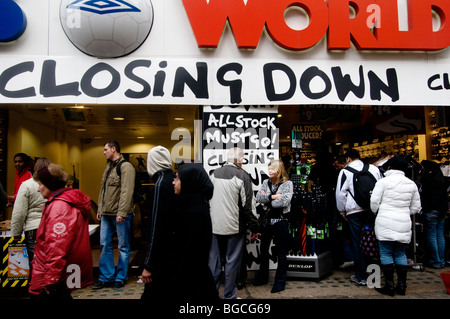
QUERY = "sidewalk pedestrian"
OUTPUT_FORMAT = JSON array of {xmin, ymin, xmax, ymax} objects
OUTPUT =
[
  {"xmin": 10, "ymin": 158, "xmax": 51, "ymax": 272},
  {"xmin": 420, "ymin": 160, "xmax": 447, "ymax": 269},
  {"xmin": 370, "ymin": 156, "xmax": 421, "ymax": 296},
  {"xmin": 94, "ymin": 141, "xmax": 135, "ymax": 289},
  {"xmin": 209, "ymin": 147, "xmax": 259, "ymax": 299},
  {"xmin": 141, "ymin": 146, "xmax": 177, "ymax": 301},
  {"xmin": 29, "ymin": 164, "xmax": 93, "ymax": 299},
  {"xmin": 172, "ymin": 163, "xmax": 218, "ymax": 302},
  {"xmin": 254, "ymin": 159, "xmax": 293, "ymax": 293},
  {"xmin": 8, "ymin": 153, "xmax": 33, "ymax": 207},
  {"xmin": 335, "ymin": 149, "xmax": 382, "ymax": 286}
]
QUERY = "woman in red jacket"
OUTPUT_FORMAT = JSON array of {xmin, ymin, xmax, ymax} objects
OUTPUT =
[{"xmin": 29, "ymin": 164, "xmax": 93, "ymax": 299}]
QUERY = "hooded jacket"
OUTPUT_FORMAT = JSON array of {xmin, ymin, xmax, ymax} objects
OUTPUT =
[
  {"xmin": 29, "ymin": 187, "xmax": 93, "ymax": 295},
  {"xmin": 147, "ymin": 146, "xmax": 172, "ymax": 178},
  {"xmin": 173, "ymin": 164, "xmax": 218, "ymax": 302},
  {"xmin": 370, "ymin": 169, "xmax": 421, "ymax": 244},
  {"xmin": 143, "ymin": 146, "xmax": 176, "ymax": 279}
]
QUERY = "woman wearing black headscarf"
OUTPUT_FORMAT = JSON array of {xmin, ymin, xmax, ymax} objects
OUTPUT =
[{"xmin": 172, "ymin": 163, "xmax": 219, "ymax": 303}]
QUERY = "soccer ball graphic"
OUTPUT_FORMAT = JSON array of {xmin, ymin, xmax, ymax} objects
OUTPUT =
[{"xmin": 60, "ymin": 0, "xmax": 154, "ymax": 58}]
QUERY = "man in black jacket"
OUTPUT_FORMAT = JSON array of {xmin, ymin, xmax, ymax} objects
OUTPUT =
[{"xmin": 421, "ymin": 160, "xmax": 447, "ymax": 269}]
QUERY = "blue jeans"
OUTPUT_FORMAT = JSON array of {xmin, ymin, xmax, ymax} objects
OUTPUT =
[
  {"xmin": 99, "ymin": 214, "xmax": 133, "ymax": 283},
  {"xmin": 378, "ymin": 240, "xmax": 407, "ymax": 266},
  {"xmin": 209, "ymin": 233, "xmax": 245, "ymax": 299},
  {"xmin": 424, "ymin": 210, "xmax": 446, "ymax": 268},
  {"xmin": 347, "ymin": 211, "xmax": 368, "ymax": 280}
]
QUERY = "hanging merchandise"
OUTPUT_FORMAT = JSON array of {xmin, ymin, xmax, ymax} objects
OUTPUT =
[
  {"xmin": 288, "ymin": 182, "xmax": 330, "ymax": 257},
  {"xmin": 289, "ymin": 152, "xmax": 312, "ymax": 184}
]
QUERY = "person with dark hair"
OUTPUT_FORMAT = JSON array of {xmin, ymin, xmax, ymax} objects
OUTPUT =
[
  {"xmin": 420, "ymin": 160, "xmax": 447, "ymax": 269},
  {"xmin": 11, "ymin": 158, "xmax": 52, "ymax": 272},
  {"xmin": 332, "ymin": 155, "xmax": 354, "ymax": 269},
  {"xmin": 8, "ymin": 153, "xmax": 33, "ymax": 206},
  {"xmin": 94, "ymin": 141, "xmax": 135, "ymax": 289},
  {"xmin": 370, "ymin": 156, "xmax": 421, "ymax": 296},
  {"xmin": 29, "ymin": 164, "xmax": 92, "ymax": 299},
  {"xmin": 335, "ymin": 149, "xmax": 383, "ymax": 286},
  {"xmin": 171, "ymin": 163, "xmax": 218, "ymax": 302}
]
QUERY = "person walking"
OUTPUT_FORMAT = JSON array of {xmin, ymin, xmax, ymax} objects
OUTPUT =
[
  {"xmin": 335, "ymin": 149, "xmax": 383, "ymax": 286},
  {"xmin": 94, "ymin": 141, "xmax": 135, "ymax": 289},
  {"xmin": 254, "ymin": 159, "xmax": 293, "ymax": 293},
  {"xmin": 140, "ymin": 146, "xmax": 177, "ymax": 301},
  {"xmin": 29, "ymin": 164, "xmax": 93, "ymax": 299},
  {"xmin": 370, "ymin": 156, "xmax": 421, "ymax": 296},
  {"xmin": 420, "ymin": 160, "xmax": 447, "ymax": 269},
  {"xmin": 11, "ymin": 158, "xmax": 52, "ymax": 272},
  {"xmin": 332, "ymin": 155, "xmax": 354, "ymax": 269},
  {"xmin": 208, "ymin": 147, "xmax": 259, "ymax": 299},
  {"xmin": 172, "ymin": 163, "xmax": 218, "ymax": 302}
]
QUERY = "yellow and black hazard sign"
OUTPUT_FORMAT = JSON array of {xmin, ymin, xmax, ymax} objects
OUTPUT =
[{"xmin": 1, "ymin": 235, "xmax": 30, "ymax": 288}]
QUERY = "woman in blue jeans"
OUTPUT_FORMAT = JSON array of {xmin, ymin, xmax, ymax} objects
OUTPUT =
[
  {"xmin": 420, "ymin": 160, "xmax": 447, "ymax": 269},
  {"xmin": 370, "ymin": 157, "xmax": 421, "ymax": 296}
]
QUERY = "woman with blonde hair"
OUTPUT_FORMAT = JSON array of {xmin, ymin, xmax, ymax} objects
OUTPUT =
[{"xmin": 254, "ymin": 159, "xmax": 293, "ymax": 293}]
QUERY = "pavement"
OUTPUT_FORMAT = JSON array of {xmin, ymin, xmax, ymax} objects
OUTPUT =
[
  {"xmin": 69, "ymin": 263, "xmax": 450, "ymax": 300},
  {"xmin": 2, "ymin": 243, "xmax": 449, "ymax": 318},
  {"xmin": 3, "ymin": 243, "xmax": 450, "ymax": 300}
]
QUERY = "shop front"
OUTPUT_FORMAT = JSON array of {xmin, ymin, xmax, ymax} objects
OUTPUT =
[{"xmin": 1, "ymin": 0, "xmax": 449, "ymax": 279}]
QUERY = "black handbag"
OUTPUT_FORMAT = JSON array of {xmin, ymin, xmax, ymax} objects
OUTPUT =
[
  {"xmin": 360, "ymin": 214, "xmax": 380, "ymax": 263},
  {"xmin": 256, "ymin": 204, "xmax": 270, "ymax": 229}
]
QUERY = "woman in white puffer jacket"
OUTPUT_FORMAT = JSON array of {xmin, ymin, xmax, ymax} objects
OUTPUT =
[{"xmin": 370, "ymin": 156, "xmax": 421, "ymax": 297}]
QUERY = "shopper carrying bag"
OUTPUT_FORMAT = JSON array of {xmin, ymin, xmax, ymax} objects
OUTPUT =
[{"xmin": 370, "ymin": 156, "xmax": 421, "ymax": 296}]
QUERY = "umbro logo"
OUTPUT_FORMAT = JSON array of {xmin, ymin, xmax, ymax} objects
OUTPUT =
[{"xmin": 66, "ymin": 0, "xmax": 141, "ymax": 15}]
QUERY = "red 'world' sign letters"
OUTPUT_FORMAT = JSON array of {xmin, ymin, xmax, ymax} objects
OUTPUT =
[{"xmin": 182, "ymin": 0, "xmax": 450, "ymax": 51}]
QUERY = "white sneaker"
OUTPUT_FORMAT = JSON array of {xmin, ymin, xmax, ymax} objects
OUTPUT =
[
  {"xmin": 350, "ymin": 275, "xmax": 367, "ymax": 286},
  {"xmin": 339, "ymin": 261, "xmax": 354, "ymax": 269}
]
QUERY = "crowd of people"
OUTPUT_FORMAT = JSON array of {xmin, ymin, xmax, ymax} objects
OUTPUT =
[
  {"xmin": 335, "ymin": 150, "xmax": 447, "ymax": 297},
  {"xmin": 5, "ymin": 143, "xmax": 448, "ymax": 301}
]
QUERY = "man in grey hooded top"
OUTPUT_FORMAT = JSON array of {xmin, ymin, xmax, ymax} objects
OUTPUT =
[{"xmin": 141, "ymin": 146, "xmax": 177, "ymax": 301}]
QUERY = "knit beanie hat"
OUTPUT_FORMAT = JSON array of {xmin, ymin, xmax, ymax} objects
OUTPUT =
[
  {"xmin": 387, "ymin": 156, "xmax": 409, "ymax": 174},
  {"xmin": 37, "ymin": 165, "xmax": 67, "ymax": 191},
  {"xmin": 147, "ymin": 146, "xmax": 172, "ymax": 177}
]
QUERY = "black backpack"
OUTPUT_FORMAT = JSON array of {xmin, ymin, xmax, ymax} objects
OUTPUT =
[
  {"xmin": 116, "ymin": 160, "xmax": 145, "ymax": 204},
  {"xmin": 344, "ymin": 163, "xmax": 377, "ymax": 210}
]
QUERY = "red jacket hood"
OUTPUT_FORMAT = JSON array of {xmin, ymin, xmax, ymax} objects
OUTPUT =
[{"xmin": 48, "ymin": 187, "xmax": 91, "ymax": 218}]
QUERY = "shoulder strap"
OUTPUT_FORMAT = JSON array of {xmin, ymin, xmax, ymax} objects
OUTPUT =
[
  {"xmin": 116, "ymin": 160, "xmax": 126, "ymax": 177},
  {"xmin": 344, "ymin": 165, "xmax": 358, "ymax": 174}
]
